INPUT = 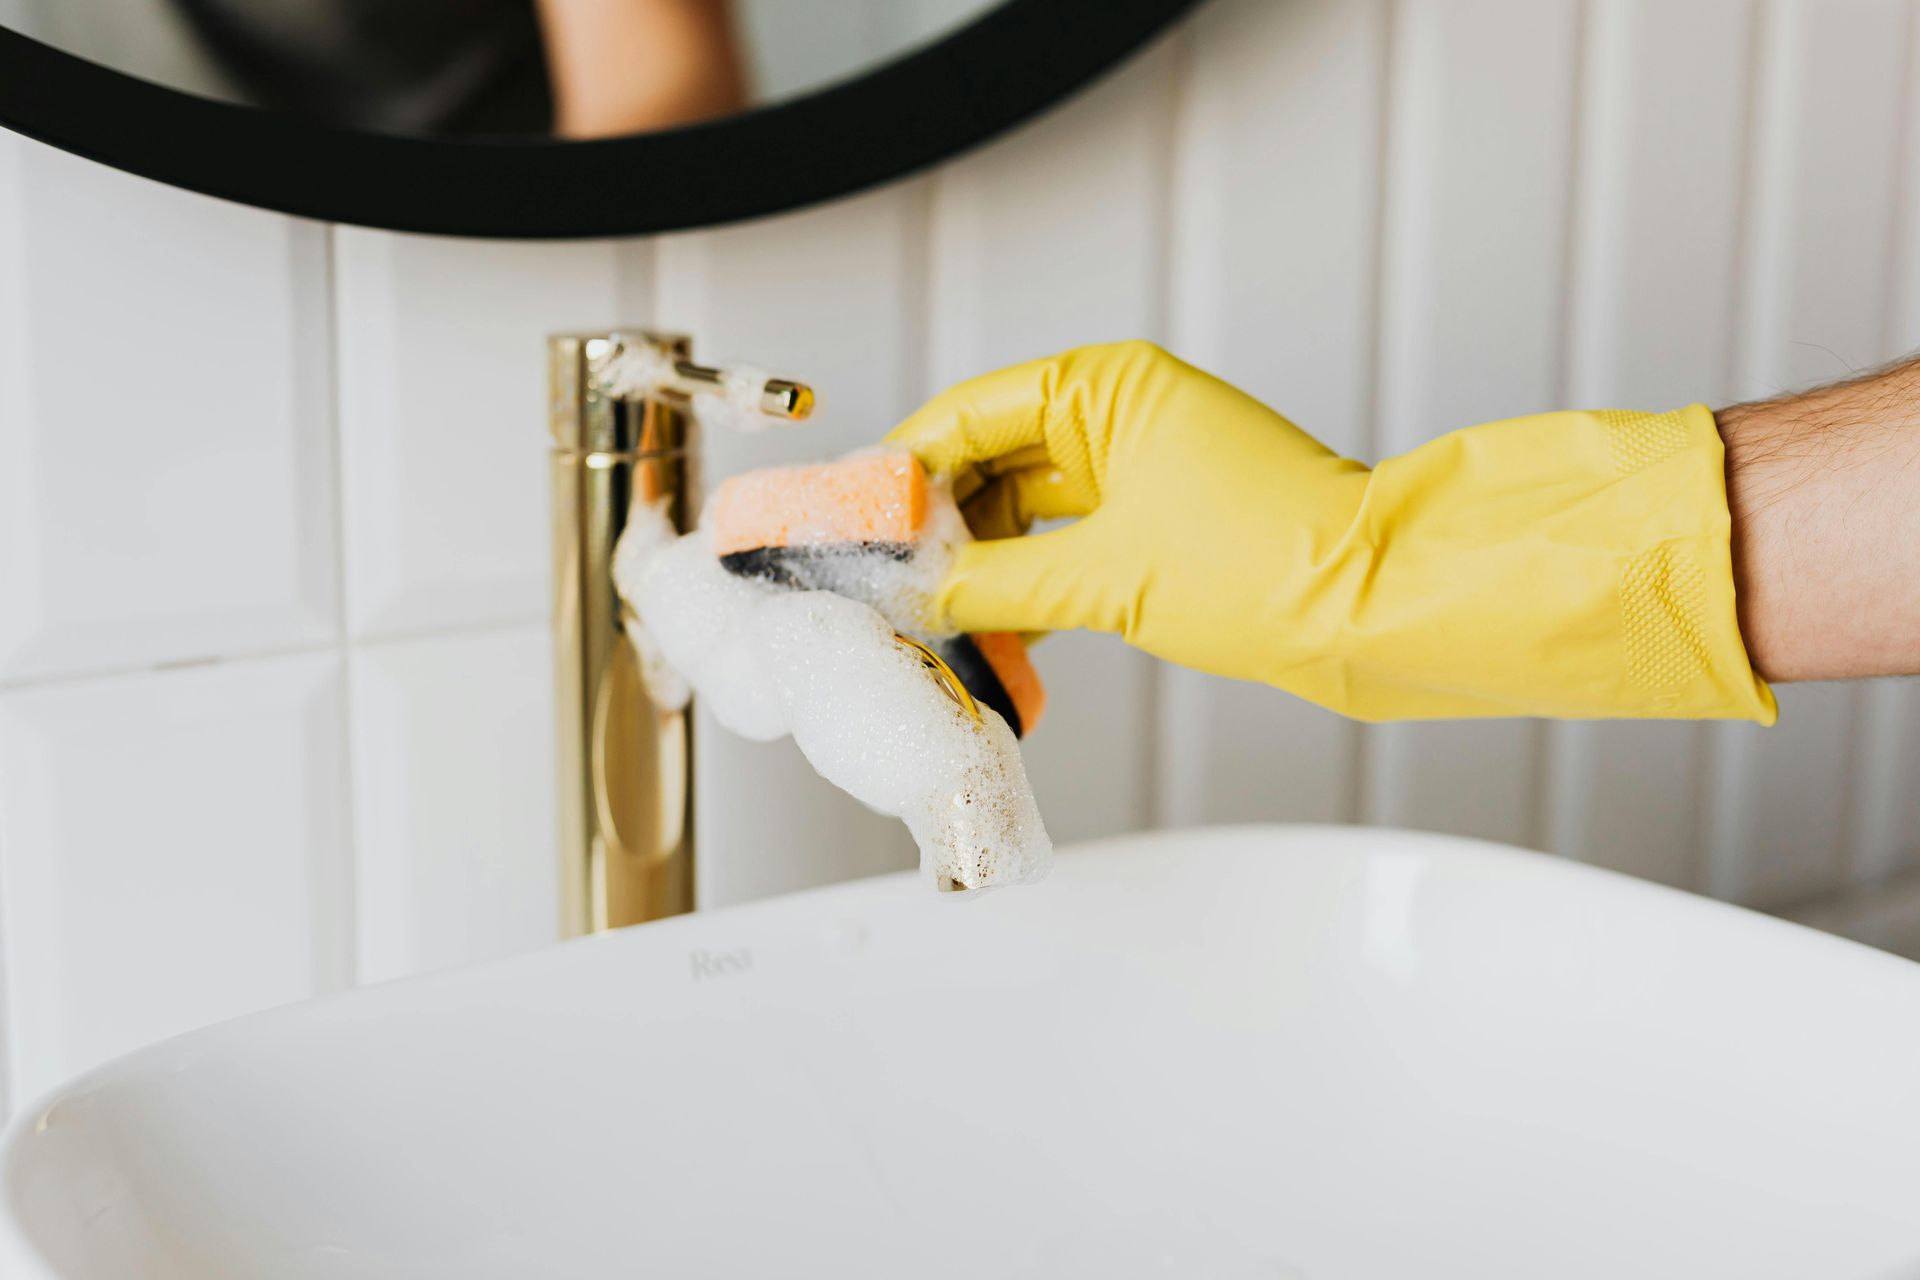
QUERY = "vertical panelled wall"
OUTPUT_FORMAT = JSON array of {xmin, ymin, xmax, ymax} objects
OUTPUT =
[{"xmin": 4, "ymin": 0, "xmax": 1920, "ymax": 1114}]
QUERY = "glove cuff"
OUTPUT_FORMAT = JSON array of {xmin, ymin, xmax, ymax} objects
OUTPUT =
[
  {"xmin": 1329, "ymin": 404, "xmax": 1777, "ymax": 723},
  {"xmin": 1613, "ymin": 404, "xmax": 1775, "ymax": 723}
]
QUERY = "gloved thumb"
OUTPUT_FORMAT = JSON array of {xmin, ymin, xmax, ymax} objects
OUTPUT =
[{"xmin": 938, "ymin": 520, "xmax": 1120, "ymax": 636}]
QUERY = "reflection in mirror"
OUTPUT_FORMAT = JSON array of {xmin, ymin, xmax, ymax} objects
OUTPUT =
[{"xmin": 0, "ymin": 0, "xmax": 1002, "ymax": 139}]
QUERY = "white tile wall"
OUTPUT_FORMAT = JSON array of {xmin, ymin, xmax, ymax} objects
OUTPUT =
[
  {"xmin": 348, "ymin": 627, "xmax": 558, "ymax": 982},
  {"xmin": 1786, "ymin": 868, "xmax": 1920, "ymax": 959},
  {"xmin": 5, "ymin": 0, "xmax": 1920, "ymax": 1116},
  {"xmin": 0, "ymin": 144, "xmax": 339, "ymax": 684},
  {"xmin": 332, "ymin": 232, "xmax": 636, "ymax": 640},
  {"xmin": 0, "ymin": 654, "xmax": 351, "ymax": 1104}
]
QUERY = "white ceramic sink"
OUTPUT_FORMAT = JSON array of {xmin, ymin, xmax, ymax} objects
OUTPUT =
[{"xmin": 5, "ymin": 825, "xmax": 1920, "ymax": 1279}]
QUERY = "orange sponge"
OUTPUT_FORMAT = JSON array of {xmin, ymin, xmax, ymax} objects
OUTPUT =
[
  {"xmin": 711, "ymin": 453, "xmax": 927, "ymax": 556},
  {"xmin": 708, "ymin": 452, "xmax": 1046, "ymax": 737},
  {"xmin": 972, "ymin": 632, "xmax": 1046, "ymax": 733}
]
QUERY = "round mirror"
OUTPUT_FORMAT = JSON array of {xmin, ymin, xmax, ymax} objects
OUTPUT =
[{"xmin": 0, "ymin": 0, "xmax": 1195, "ymax": 237}]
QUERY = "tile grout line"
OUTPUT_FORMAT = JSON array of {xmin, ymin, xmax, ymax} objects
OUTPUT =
[
  {"xmin": 1682, "ymin": 0, "xmax": 1754, "ymax": 903},
  {"xmin": 1539, "ymin": 0, "xmax": 1598, "ymax": 860},
  {"xmin": 1700, "ymin": 0, "xmax": 1774, "ymax": 902},
  {"xmin": 0, "ymin": 857, "xmax": 10, "ymax": 1119},
  {"xmin": 1353, "ymin": 0, "xmax": 1402, "ymax": 827},
  {"xmin": 617, "ymin": 231, "xmax": 661, "ymax": 326},
  {"xmin": 0, "ymin": 133, "xmax": 22, "ymax": 1120},
  {"xmin": 1143, "ymin": 21, "xmax": 1193, "ymax": 830},
  {"xmin": 0, "ymin": 718, "xmax": 10, "ymax": 1117},
  {"xmin": 0, "ymin": 615, "xmax": 553, "ymax": 698},
  {"xmin": 319, "ymin": 221, "xmax": 363, "ymax": 994}
]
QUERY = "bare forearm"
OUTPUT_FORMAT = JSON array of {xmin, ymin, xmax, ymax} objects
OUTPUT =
[
  {"xmin": 535, "ymin": 0, "xmax": 744, "ymax": 138},
  {"xmin": 1717, "ymin": 358, "xmax": 1920, "ymax": 682}
]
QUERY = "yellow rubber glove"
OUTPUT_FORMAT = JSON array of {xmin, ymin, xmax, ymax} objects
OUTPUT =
[{"xmin": 887, "ymin": 341, "xmax": 1776, "ymax": 724}]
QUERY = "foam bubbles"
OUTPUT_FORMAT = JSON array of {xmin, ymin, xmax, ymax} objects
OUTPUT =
[
  {"xmin": 612, "ymin": 469, "xmax": 1052, "ymax": 894},
  {"xmin": 691, "ymin": 364, "xmax": 785, "ymax": 436},
  {"xmin": 734, "ymin": 450, "xmax": 973, "ymax": 639},
  {"xmin": 594, "ymin": 342, "xmax": 785, "ymax": 436}
]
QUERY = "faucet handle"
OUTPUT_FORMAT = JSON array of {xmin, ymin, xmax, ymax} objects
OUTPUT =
[
  {"xmin": 589, "ymin": 332, "xmax": 815, "ymax": 429},
  {"xmin": 661, "ymin": 360, "xmax": 814, "ymax": 421}
]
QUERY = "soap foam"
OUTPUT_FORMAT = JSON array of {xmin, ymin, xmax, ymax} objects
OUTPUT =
[
  {"xmin": 730, "ymin": 453, "xmax": 973, "ymax": 639},
  {"xmin": 612, "ymin": 465, "xmax": 1051, "ymax": 894},
  {"xmin": 595, "ymin": 340, "xmax": 783, "ymax": 436}
]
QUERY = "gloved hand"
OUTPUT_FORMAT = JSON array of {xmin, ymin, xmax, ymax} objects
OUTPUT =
[{"xmin": 886, "ymin": 341, "xmax": 1776, "ymax": 723}]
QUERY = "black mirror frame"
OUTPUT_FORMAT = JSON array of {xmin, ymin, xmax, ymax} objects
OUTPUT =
[{"xmin": 0, "ymin": 0, "xmax": 1198, "ymax": 239}]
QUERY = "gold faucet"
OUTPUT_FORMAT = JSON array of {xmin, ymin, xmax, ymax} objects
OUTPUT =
[{"xmin": 547, "ymin": 330, "xmax": 813, "ymax": 935}]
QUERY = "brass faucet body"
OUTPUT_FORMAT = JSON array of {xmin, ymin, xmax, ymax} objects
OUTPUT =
[{"xmin": 549, "ymin": 330, "xmax": 698, "ymax": 934}]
